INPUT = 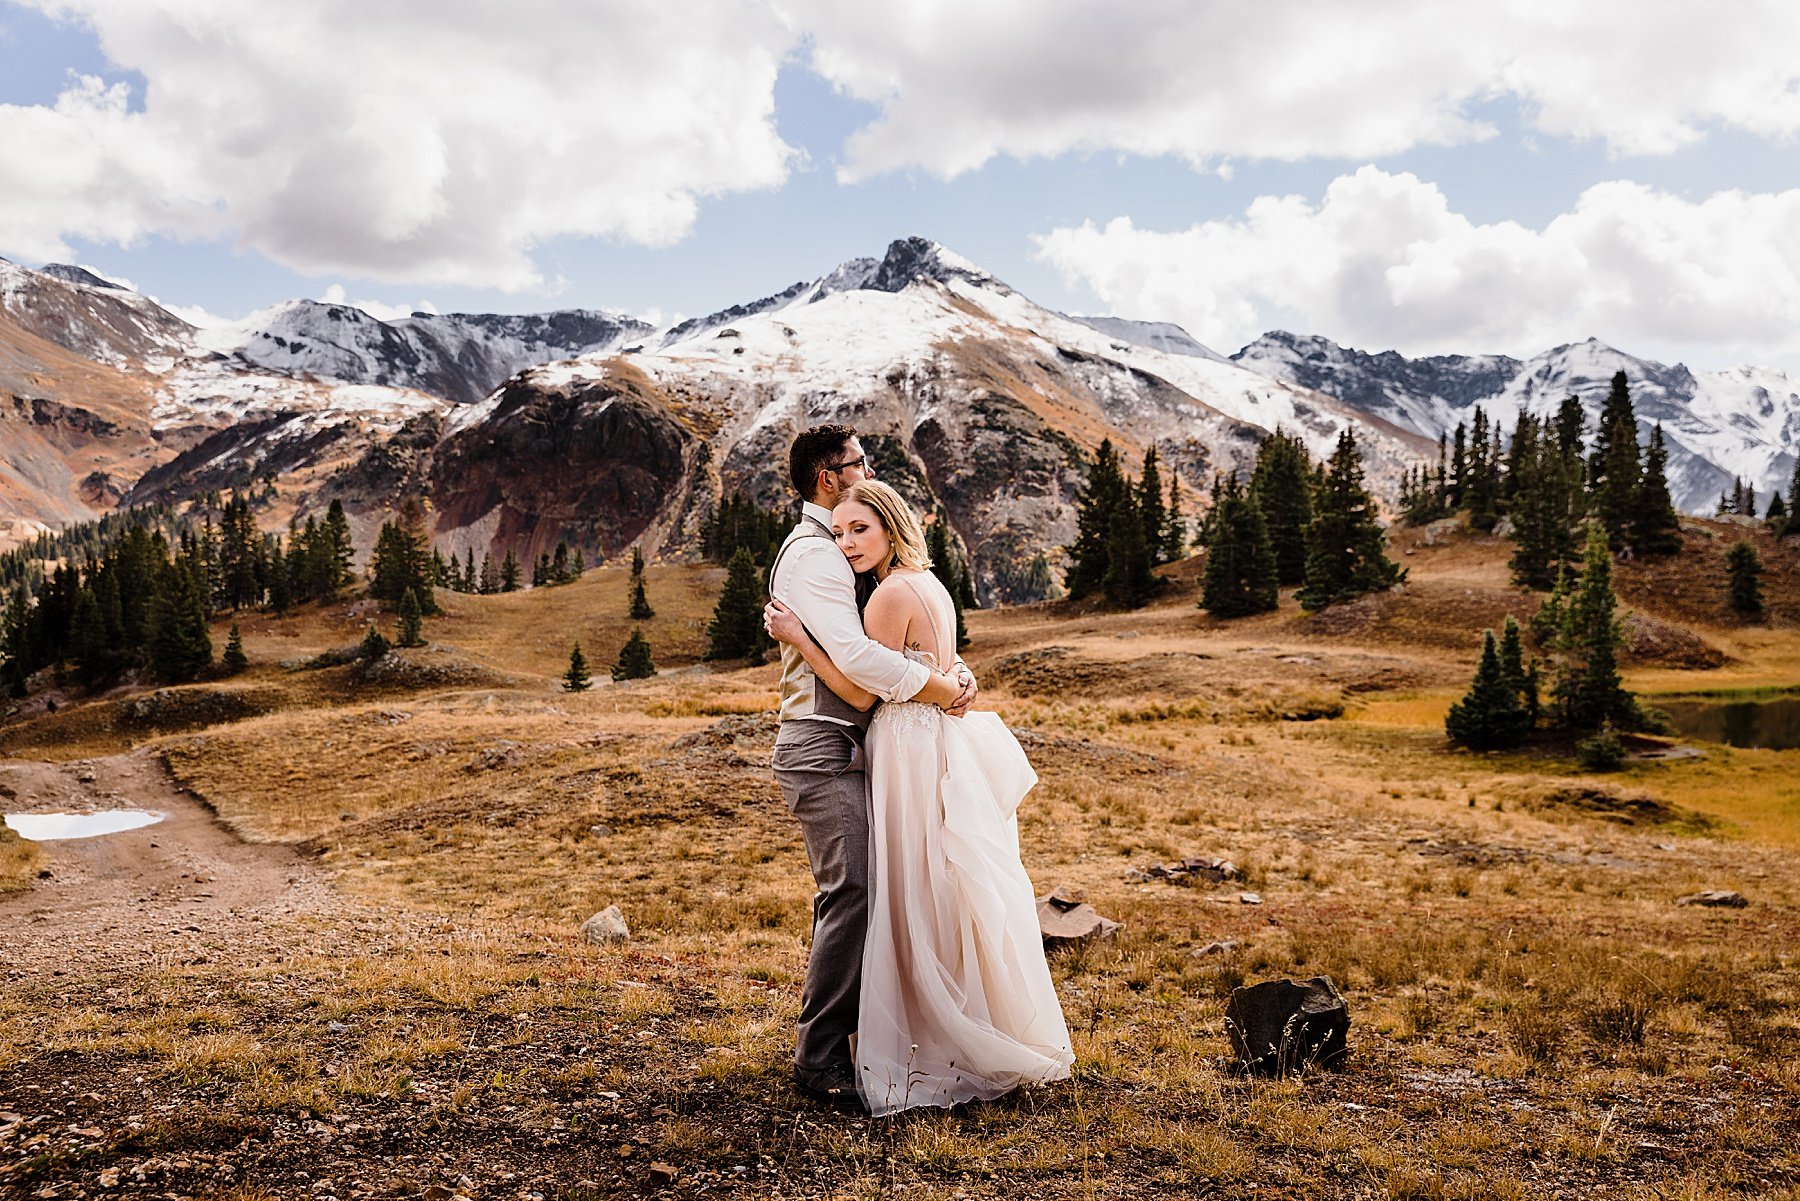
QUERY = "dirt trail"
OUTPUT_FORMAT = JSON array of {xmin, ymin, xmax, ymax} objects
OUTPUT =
[{"xmin": 0, "ymin": 750, "xmax": 338, "ymax": 978}]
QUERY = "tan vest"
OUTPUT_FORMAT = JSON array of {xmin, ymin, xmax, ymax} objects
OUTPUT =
[{"xmin": 769, "ymin": 518, "xmax": 875, "ymax": 730}]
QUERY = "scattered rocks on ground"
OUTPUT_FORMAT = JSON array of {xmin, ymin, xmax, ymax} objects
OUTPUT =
[
  {"xmin": 1126, "ymin": 855, "xmax": 1238, "ymax": 885},
  {"xmin": 1037, "ymin": 888, "xmax": 1119, "ymax": 946},
  {"xmin": 580, "ymin": 905, "xmax": 630, "ymax": 943},
  {"xmin": 1238, "ymin": 892, "xmax": 1263, "ymax": 905},
  {"xmin": 1677, "ymin": 889, "xmax": 1748, "ymax": 908},
  {"xmin": 1225, "ymin": 976, "xmax": 1350, "ymax": 1077}
]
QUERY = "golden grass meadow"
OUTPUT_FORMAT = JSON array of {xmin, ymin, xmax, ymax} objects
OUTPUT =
[{"xmin": 2, "ymin": 517, "xmax": 1797, "ymax": 1199}]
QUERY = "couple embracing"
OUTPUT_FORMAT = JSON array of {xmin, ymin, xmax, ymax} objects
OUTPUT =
[{"xmin": 763, "ymin": 424, "xmax": 1073, "ymax": 1117}]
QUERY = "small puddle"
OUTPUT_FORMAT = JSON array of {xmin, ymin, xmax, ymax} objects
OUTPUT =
[{"xmin": 4, "ymin": 810, "xmax": 166, "ymax": 841}]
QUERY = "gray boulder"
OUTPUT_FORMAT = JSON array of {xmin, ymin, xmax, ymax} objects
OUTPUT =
[
  {"xmin": 1677, "ymin": 890, "xmax": 1748, "ymax": 908},
  {"xmin": 580, "ymin": 905, "xmax": 630, "ymax": 944},
  {"xmin": 1225, "ymin": 976, "xmax": 1349, "ymax": 1076}
]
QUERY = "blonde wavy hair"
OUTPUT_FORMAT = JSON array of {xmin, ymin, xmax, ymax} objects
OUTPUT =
[{"xmin": 838, "ymin": 480, "xmax": 933, "ymax": 573}]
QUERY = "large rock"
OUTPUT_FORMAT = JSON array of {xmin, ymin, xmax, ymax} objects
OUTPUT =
[
  {"xmin": 1224, "ymin": 976, "xmax": 1350, "ymax": 1076},
  {"xmin": 1037, "ymin": 888, "xmax": 1119, "ymax": 946},
  {"xmin": 580, "ymin": 905, "xmax": 630, "ymax": 944}
]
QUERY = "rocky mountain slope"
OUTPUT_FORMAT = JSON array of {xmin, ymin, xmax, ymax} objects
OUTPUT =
[
  {"xmin": 1234, "ymin": 332, "xmax": 1800, "ymax": 514},
  {"xmin": 2, "ymin": 242, "xmax": 1795, "ymax": 595}
]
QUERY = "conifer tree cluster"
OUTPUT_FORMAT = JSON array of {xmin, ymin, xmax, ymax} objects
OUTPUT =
[
  {"xmin": 1062, "ymin": 440, "xmax": 1185, "ymax": 609},
  {"xmin": 1717, "ymin": 477, "xmax": 1763, "ymax": 518},
  {"xmin": 1534, "ymin": 523, "xmax": 1641, "ymax": 731},
  {"xmin": 1200, "ymin": 475, "xmax": 1277, "ymax": 617},
  {"xmin": 1444, "ymin": 618, "xmax": 1534, "ymax": 750},
  {"xmin": 1296, "ymin": 428, "xmax": 1406, "ymax": 610},
  {"xmin": 702, "ymin": 494, "xmax": 788, "ymax": 565},
  {"xmin": 370, "ymin": 514, "xmax": 439, "ymax": 616},
  {"xmin": 1400, "ymin": 374, "xmax": 1691, "ymax": 588}
]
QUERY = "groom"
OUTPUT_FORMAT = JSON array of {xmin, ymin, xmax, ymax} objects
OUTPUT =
[{"xmin": 765, "ymin": 424, "xmax": 976, "ymax": 1108}]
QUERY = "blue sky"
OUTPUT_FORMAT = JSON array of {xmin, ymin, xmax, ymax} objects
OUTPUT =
[{"xmin": 3, "ymin": 1, "xmax": 1799, "ymax": 371}]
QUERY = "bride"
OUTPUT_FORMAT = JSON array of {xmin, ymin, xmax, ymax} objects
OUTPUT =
[{"xmin": 765, "ymin": 480, "xmax": 1073, "ymax": 1115}]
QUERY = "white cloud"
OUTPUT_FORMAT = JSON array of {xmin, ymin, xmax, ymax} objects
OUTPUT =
[
  {"xmin": 783, "ymin": 0, "xmax": 1800, "ymax": 179},
  {"xmin": 1034, "ymin": 167, "xmax": 1800, "ymax": 363},
  {"xmin": 0, "ymin": 0, "xmax": 799, "ymax": 288}
]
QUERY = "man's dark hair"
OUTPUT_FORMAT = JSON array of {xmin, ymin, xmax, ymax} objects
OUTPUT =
[{"xmin": 789, "ymin": 424, "xmax": 859, "ymax": 500}]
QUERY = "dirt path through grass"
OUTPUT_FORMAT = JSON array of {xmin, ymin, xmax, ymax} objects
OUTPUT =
[{"xmin": 0, "ymin": 750, "xmax": 334, "ymax": 978}]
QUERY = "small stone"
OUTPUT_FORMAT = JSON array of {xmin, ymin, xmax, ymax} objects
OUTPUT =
[
  {"xmin": 648, "ymin": 1163, "xmax": 679, "ymax": 1185},
  {"xmin": 581, "ymin": 906, "xmax": 630, "ymax": 944},
  {"xmin": 1190, "ymin": 940, "xmax": 1241, "ymax": 958},
  {"xmin": 326, "ymin": 1021, "xmax": 349, "ymax": 1034},
  {"xmin": 1677, "ymin": 890, "xmax": 1748, "ymax": 908},
  {"xmin": 617, "ymin": 1143, "xmax": 635, "ymax": 1159},
  {"xmin": 1239, "ymin": 892, "xmax": 1264, "ymax": 905},
  {"xmin": 1045, "ymin": 884, "xmax": 1086, "ymax": 910},
  {"xmin": 421, "ymin": 1187, "xmax": 456, "ymax": 1201},
  {"xmin": 589, "ymin": 823, "xmax": 613, "ymax": 837}
]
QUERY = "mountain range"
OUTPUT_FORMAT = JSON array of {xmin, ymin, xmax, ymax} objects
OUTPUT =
[{"xmin": 2, "ymin": 238, "xmax": 1794, "ymax": 600}]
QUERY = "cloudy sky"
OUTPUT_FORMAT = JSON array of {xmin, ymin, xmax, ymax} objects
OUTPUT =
[{"xmin": 3, "ymin": 0, "xmax": 1799, "ymax": 370}]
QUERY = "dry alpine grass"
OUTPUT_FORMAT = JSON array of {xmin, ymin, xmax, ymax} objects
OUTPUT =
[{"xmin": 2, "ymin": 538, "xmax": 1798, "ymax": 1199}]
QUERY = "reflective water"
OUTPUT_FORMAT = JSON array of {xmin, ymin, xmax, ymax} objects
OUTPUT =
[
  {"xmin": 1658, "ymin": 697, "xmax": 1800, "ymax": 751},
  {"xmin": 3, "ymin": 810, "xmax": 166, "ymax": 840}
]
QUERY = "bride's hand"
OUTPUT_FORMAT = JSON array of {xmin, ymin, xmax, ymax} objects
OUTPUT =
[{"xmin": 763, "ymin": 599, "xmax": 806, "ymax": 646}]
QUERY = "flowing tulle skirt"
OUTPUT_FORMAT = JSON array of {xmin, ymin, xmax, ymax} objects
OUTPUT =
[{"xmin": 856, "ymin": 704, "xmax": 1074, "ymax": 1116}]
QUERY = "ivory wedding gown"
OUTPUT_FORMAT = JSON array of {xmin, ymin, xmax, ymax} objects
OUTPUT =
[{"xmin": 855, "ymin": 570, "xmax": 1073, "ymax": 1116}]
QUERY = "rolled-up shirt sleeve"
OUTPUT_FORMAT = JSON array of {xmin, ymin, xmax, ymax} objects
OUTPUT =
[{"xmin": 774, "ymin": 539, "xmax": 931, "ymax": 702}]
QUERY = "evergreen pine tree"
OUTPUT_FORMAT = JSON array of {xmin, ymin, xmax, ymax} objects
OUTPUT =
[
  {"xmin": 222, "ymin": 621, "xmax": 248, "ymax": 673},
  {"xmin": 69, "ymin": 586, "xmax": 112, "ymax": 687},
  {"xmin": 1250, "ymin": 429, "xmax": 1314, "ymax": 586},
  {"xmin": 1628, "ymin": 423, "xmax": 1683, "ymax": 556},
  {"xmin": 1297, "ymin": 428, "xmax": 1405, "ymax": 609},
  {"xmin": 1163, "ymin": 475, "xmax": 1186, "ymax": 563},
  {"xmin": 1138, "ymin": 446, "xmax": 1168, "ymax": 566},
  {"xmin": 629, "ymin": 546, "xmax": 655, "ymax": 619},
  {"xmin": 501, "ymin": 549, "xmax": 521, "ymax": 592},
  {"xmin": 1102, "ymin": 490, "xmax": 1157, "ymax": 609},
  {"xmin": 1551, "ymin": 523, "xmax": 1636, "ymax": 730},
  {"xmin": 706, "ymin": 547, "xmax": 770, "ymax": 661},
  {"xmin": 358, "ymin": 623, "xmax": 391, "ymax": 661},
  {"xmin": 1064, "ymin": 439, "xmax": 1128, "ymax": 599},
  {"xmin": 479, "ymin": 552, "xmax": 498, "ymax": 594},
  {"xmin": 1498, "ymin": 614, "xmax": 1527, "ymax": 705},
  {"xmin": 1785, "ymin": 457, "xmax": 1800, "ymax": 537},
  {"xmin": 1592, "ymin": 373, "xmax": 1642, "ymax": 550},
  {"xmin": 612, "ymin": 629, "xmax": 656, "ymax": 681},
  {"xmin": 563, "ymin": 641, "xmax": 592, "ymax": 691},
  {"xmin": 1726, "ymin": 540, "xmax": 1764, "ymax": 616},
  {"xmin": 1444, "ymin": 629, "xmax": 1532, "ymax": 750},
  {"xmin": 1554, "ymin": 394, "xmax": 1587, "ymax": 469},
  {"xmin": 573, "ymin": 548, "xmax": 586, "ymax": 575},
  {"xmin": 397, "ymin": 588, "xmax": 424, "ymax": 647},
  {"xmin": 1768, "ymin": 491, "xmax": 1788, "ymax": 527},
  {"xmin": 149, "ymin": 560, "xmax": 213, "ymax": 683},
  {"xmin": 1509, "ymin": 433, "xmax": 1580, "ymax": 590},
  {"xmin": 1449, "ymin": 422, "xmax": 1468, "ymax": 508},
  {"xmin": 322, "ymin": 500, "xmax": 354, "ymax": 595},
  {"xmin": 267, "ymin": 539, "xmax": 291, "ymax": 614},
  {"xmin": 1200, "ymin": 475, "xmax": 1278, "ymax": 617},
  {"xmin": 1466, "ymin": 408, "xmax": 1501, "ymax": 531},
  {"xmin": 551, "ymin": 541, "xmax": 571, "ymax": 583},
  {"xmin": 925, "ymin": 519, "xmax": 969, "ymax": 648}
]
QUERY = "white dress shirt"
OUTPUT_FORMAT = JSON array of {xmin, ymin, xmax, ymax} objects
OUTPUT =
[{"xmin": 772, "ymin": 500, "xmax": 932, "ymax": 709}]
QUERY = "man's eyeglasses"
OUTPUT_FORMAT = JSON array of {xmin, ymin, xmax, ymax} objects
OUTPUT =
[{"xmin": 826, "ymin": 454, "xmax": 872, "ymax": 475}]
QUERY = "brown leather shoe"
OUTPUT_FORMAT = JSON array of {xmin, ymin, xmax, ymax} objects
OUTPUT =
[{"xmin": 793, "ymin": 1062, "xmax": 867, "ymax": 1112}]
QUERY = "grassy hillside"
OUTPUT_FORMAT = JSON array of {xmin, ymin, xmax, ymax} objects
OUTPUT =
[{"xmin": 1, "ymin": 525, "xmax": 1797, "ymax": 1197}]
